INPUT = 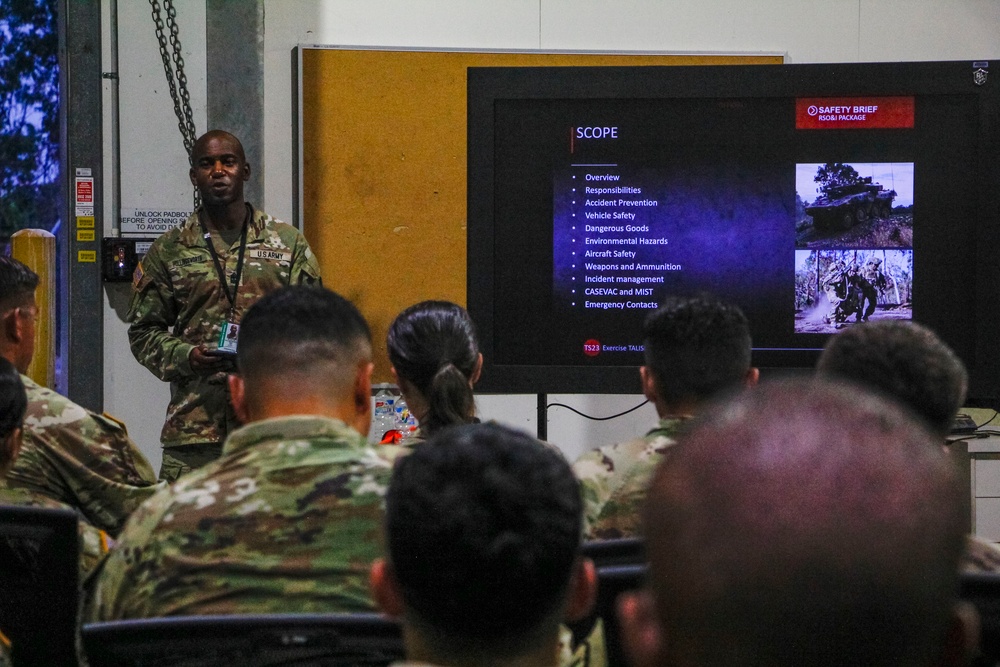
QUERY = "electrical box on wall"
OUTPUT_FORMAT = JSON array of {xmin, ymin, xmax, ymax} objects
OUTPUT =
[{"xmin": 102, "ymin": 238, "xmax": 156, "ymax": 282}]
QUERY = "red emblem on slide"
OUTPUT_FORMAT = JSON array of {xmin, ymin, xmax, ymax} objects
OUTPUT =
[
  {"xmin": 796, "ymin": 96, "xmax": 915, "ymax": 130},
  {"xmin": 583, "ymin": 339, "xmax": 601, "ymax": 357}
]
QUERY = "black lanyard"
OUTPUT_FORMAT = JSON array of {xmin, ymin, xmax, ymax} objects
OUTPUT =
[{"xmin": 200, "ymin": 204, "xmax": 251, "ymax": 316}]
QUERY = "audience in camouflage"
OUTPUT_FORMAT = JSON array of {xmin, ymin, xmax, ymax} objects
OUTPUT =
[
  {"xmin": 371, "ymin": 422, "xmax": 595, "ymax": 667},
  {"xmin": 385, "ymin": 300, "xmax": 482, "ymax": 446},
  {"xmin": 0, "ymin": 256, "xmax": 159, "ymax": 537},
  {"xmin": 816, "ymin": 319, "xmax": 1000, "ymax": 573},
  {"xmin": 0, "ymin": 357, "xmax": 27, "ymax": 477},
  {"xmin": 127, "ymin": 130, "xmax": 321, "ymax": 481},
  {"xmin": 619, "ymin": 379, "xmax": 974, "ymax": 667},
  {"xmin": 573, "ymin": 295, "xmax": 757, "ymax": 539},
  {"xmin": 91, "ymin": 286, "xmax": 395, "ymax": 619},
  {"xmin": 0, "ymin": 356, "xmax": 110, "ymax": 582}
]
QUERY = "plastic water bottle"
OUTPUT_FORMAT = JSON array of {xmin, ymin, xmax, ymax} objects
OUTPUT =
[
  {"xmin": 370, "ymin": 384, "xmax": 396, "ymax": 444},
  {"xmin": 393, "ymin": 394, "xmax": 418, "ymax": 442}
]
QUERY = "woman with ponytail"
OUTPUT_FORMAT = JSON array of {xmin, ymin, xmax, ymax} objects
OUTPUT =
[{"xmin": 386, "ymin": 301, "xmax": 482, "ymax": 445}]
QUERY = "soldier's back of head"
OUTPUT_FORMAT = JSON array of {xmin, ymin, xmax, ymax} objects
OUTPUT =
[
  {"xmin": 816, "ymin": 320, "xmax": 967, "ymax": 437},
  {"xmin": 621, "ymin": 378, "xmax": 970, "ymax": 667},
  {"xmin": 643, "ymin": 294, "xmax": 753, "ymax": 407},
  {"xmin": 91, "ymin": 286, "xmax": 392, "ymax": 620},
  {"xmin": 373, "ymin": 422, "xmax": 594, "ymax": 666}
]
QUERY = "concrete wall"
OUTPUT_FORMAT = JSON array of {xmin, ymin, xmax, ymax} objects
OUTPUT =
[{"xmin": 102, "ymin": 0, "xmax": 1000, "ymax": 471}]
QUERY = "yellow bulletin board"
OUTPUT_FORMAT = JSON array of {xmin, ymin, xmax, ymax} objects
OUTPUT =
[{"xmin": 296, "ymin": 47, "xmax": 783, "ymax": 381}]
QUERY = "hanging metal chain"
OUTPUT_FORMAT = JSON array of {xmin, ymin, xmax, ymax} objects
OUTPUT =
[{"xmin": 149, "ymin": 0, "xmax": 199, "ymax": 208}]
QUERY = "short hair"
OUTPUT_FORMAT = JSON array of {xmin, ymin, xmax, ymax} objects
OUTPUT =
[
  {"xmin": 816, "ymin": 320, "xmax": 967, "ymax": 437},
  {"xmin": 386, "ymin": 301, "xmax": 479, "ymax": 434},
  {"xmin": 385, "ymin": 423, "xmax": 582, "ymax": 657},
  {"xmin": 191, "ymin": 129, "xmax": 246, "ymax": 163},
  {"xmin": 0, "ymin": 256, "xmax": 39, "ymax": 312},
  {"xmin": 236, "ymin": 286, "xmax": 371, "ymax": 389},
  {"xmin": 0, "ymin": 357, "xmax": 26, "ymax": 473},
  {"xmin": 642, "ymin": 378, "xmax": 965, "ymax": 667},
  {"xmin": 642, "ymin": 295, "xmax": 752, "ymax": 405}
]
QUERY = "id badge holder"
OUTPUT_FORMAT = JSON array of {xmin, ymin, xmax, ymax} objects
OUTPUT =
[{"xmin": 218, "ymin": 321, "xmax": 240, "ymax": 353}]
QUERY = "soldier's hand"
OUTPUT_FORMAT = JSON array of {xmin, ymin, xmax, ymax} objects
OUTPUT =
[{"xmin": 190, "ymin": 345, "xmax": 234, "ymax": 374}]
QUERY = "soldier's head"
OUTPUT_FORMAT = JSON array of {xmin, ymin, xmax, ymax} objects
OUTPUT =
[
  {"xmin": 372, "ymin": 422, "xmax": 595, "ymax": 666},
  {"xmin": 0, "ymin": 256, "xmax": 39, "ymax": 373},
  {"xmin": 641, "ymin": 295, "xmax": 757, "ymax": 416},
  {"xmin": 816, "ymin": 320, "xmax": 967, "ymax": 438},
  {"xmin": 228, "ymin": 286, "xmax": 374, "ymax": 436},
  {"xmin": 620, "ymin": 378, "xmax": 971, "ymax": 667},
  {"xmin": 189, "ymin": 130, "xmax": 250, "ymax": 208},
  {"xmin": 0, "ymin": 357, "xmax": 26, "ymax": 475},
  {"xmin": 386, "ymin": 300, "xmax": 482, "ymax": 436}
]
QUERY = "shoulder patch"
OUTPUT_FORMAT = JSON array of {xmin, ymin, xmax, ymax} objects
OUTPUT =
[
  {"xmin": 101, "ymin": 412, "xmax": 128, "ymax": 434},
  {"xmin": 132, "ymin": 261, "xmax": 144, "ymax": 288}
]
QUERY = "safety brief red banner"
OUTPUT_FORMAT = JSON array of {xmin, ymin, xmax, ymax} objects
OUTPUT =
[{"xmin": 796, "ymin": 97, "xmax": 915, "ymax": 129}]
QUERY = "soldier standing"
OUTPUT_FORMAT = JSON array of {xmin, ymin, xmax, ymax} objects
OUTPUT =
[
  {"xmin": 858, "ymin": 257, "xmax": 887, "ymax": 321},
  {"xmin": 128, "ymin": 130, "xmax": 321, "ymax": 481},
  {"xmin": 821, "ymin": 259, "xmax": 849, "ymax": 324}
]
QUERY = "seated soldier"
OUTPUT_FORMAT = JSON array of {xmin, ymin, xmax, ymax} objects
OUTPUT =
[
  {"xmin": 573, "ymin": 295, "xmax": 757, "ymax": 539},
  {"xmin": 620, "ymin": 379, "xmax": 975, "ymax": 667},
  {"xmin": 0, "ymin": 256, "xmax": 160, "ymax": 536},
  {"xmin": 90, "ymin": 285, "xmax": 395, "ymax": 619},
  {"xmin": 0, "ymin": 356, "xmax": 110, "ymax": 579},
  {"xmin": 816, "ymin": 319, "xmax": 1000, "ymax": 572},
  {"xmin": 371, "ymin": 422, "xmax": 596, "ymax": 667}
]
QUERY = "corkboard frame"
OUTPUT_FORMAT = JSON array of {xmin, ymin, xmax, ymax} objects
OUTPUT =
[{"xmin": 294, "ymin": 46, "xmax": 784, "ymax": 382}]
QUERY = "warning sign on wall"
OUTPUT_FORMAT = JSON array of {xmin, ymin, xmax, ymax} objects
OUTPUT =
[
  {"xmin": 75, "ymin": 177, "xmax": 94, "ymax": 217},
  {"xmin": 120, "ymin": 208, "xmax": 190, "ymax": 236}
]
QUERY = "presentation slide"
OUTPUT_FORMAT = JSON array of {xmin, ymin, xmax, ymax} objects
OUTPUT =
[
  {"xmin": 551, "ymin": 162, "xmax": 793, "ymax": 359},
  {"xmin": 490, "ymin": 96, "xmax": 936, "ymax": 368}
]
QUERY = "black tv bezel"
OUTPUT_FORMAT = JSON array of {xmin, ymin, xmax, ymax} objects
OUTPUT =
[{"xmin": 467, "ymin": 61, "xmax": 1000, "ymax": 400}]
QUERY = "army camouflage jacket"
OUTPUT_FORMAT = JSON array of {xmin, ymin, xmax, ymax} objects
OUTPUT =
[
  {"xmin": 573, "ymin": 417, "xmax": 686, "ymax": 540},
  {"xmin": 127, "ymin": 208, "xmax": 321, "ymax": 448},
  {"xmin": 0, "ymin": 375, "xmax": 161, "ymax": 536},
  {"xmin": 0, "ymin": 486, "xmax": 110, "ymax": 579},
  {"xmin": 90, "ymin": 415, "xmax": 396, "ymax": 621}
]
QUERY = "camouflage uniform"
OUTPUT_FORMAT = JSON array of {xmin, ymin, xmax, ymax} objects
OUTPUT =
[
  {"xmin": 573, "ymin": 417, "xmax": 685, "ymax": 540},
  {"xmin": 127, "ymin": 208, "xmax": 321, "ymax": 452},
  {"xmin": 90, "ymin": 415, "xmax": 395, "ymax": 621},
  {"xmin": 0, "ymin": 486, "xmax": 110, "ymax": 579},
  {"xmin": 0, "ymin": 375, "xmax": 161, "ymax": 536}
]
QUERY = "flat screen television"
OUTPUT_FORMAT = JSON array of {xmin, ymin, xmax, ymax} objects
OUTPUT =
[{"xmin": 467, "ymin": 60, "xmax": 1000, "ymax": 402}]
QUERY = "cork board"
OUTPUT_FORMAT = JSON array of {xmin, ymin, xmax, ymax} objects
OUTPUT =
[{"xmin": 297, "ymin": 48, "xmax": 783, "ymax": 381}]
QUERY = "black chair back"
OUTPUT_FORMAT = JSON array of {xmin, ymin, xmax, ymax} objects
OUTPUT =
[
  {"xmin": 595, "ymin": 564, "xmax": 646, "ymax": 667},
  {"xmin": 566, "ymin": 562, "xmax": 646, "ymax": 667},
  {"xmin": 581, "ymin": 537, "xmax": 645, "ymax": 568},
  {"xmin": 0, "ymin": 505, "xmax": 80, "ymax": 665},
  {"xmin": 82, "ymin": 613, "xmax": 405, "ymax": 667},
  {"xmin": 961, "ymin": 571, "xmax": 1000, "ymax": 667}
]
